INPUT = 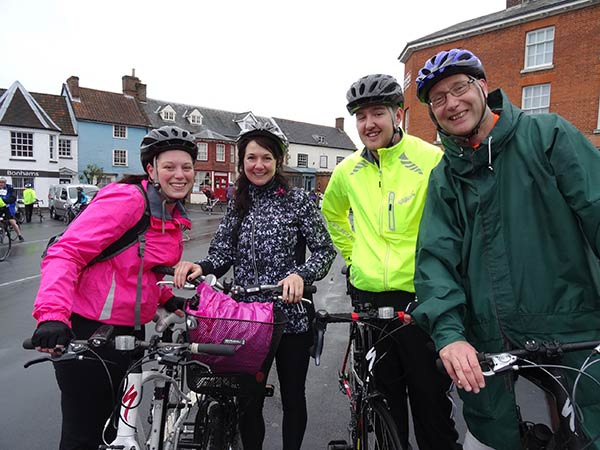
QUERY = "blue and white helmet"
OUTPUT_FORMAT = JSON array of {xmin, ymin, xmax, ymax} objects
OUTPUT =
[{"xmin": 416, "ymin": 49, "xmax": 486, "ymax": 104}]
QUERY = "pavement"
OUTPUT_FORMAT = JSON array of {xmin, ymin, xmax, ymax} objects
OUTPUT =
[{"xmin": 17, "ymin": 205, "xmax": 225, "ymax": 243}]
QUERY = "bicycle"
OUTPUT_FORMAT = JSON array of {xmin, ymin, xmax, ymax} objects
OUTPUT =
[
  {"xmin": 15, "ymin": 199, "xmax": 25, "ymax": 224},
  {"xmin": 448, "ymin": 339, "xmax": 600, "ymax": 450},
  {"xmin": 0, "ymin": 214, "xmax": 14, "ymax": 261},
  {"xmin": 34, "ymin": 199, "xmax": 44, "ymax": 222},
  {"xmin": 200, "ymin": 198, "xmax": 224, "ymax": 215},
  {"xmin": 23, "ymin": 307, "xmax": 236, "ymax": 450},
  {"xmin": 312, "ymin": 303, "xmax": 407, "ymax": 450},
  {"xmin": 64, "ymin": 202, "xmax": 86, "ymax": 224},
  {"xmin": 153, "ymin": 266, "xmax": 317, "ymax": 450}
]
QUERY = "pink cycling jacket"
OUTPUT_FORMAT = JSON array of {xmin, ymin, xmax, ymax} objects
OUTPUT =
[{"xmin": 33, "ymin": 180, "xmax": 191, "ymax": 327}]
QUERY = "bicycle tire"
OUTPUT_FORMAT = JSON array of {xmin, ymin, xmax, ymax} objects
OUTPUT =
[
  {"xmin": 200, "ymin": 202, "xmax": 209, "ymax": 212},
  {"xmin": 0, "ymin": 225, "xmax": 11, "ymax": 261},
  {"xmin": 358, "ymin": 399, "xmax": 405, "ymax": 450},
  {"xmin": 193, "ymin": 399, "xmax": 240, "ymax": 450}
]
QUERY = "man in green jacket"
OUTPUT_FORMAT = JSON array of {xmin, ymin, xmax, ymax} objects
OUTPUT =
[
  {"xmin": 23, "ymin": 183, "xmax": 37, "ymax": 223},
  {"xmin": 322, "ymin": 74, "xmax": 461, "ymax": 450},
  {"xmin": 414, "ymin": 48, "xmax": 600, "ymax": 449}
]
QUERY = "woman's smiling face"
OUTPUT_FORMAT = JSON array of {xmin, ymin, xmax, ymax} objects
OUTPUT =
[{"xmin": 243, "ymin": 140, "xmax": 277, "ymax": 186}]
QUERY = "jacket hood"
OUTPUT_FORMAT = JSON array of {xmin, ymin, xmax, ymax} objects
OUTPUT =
[{"xmin": 439, "ymin": 89, "xmax": 521, "ymax": 175}]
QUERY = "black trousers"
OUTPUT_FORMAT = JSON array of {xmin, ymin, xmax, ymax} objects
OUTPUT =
[
  {"xmin": 53, "ymin": 314, "xmax": 144, "ymax": 450},
  {"xmin": 355, "ymin": 289, "xmax": 461, "ymax": 450},
  {"xmin": 239, "ymin": 330, "xmax": 312, "ymax": 450},
  {"xmin": 25, "ymin": 203, "xmax": 33, "ymax": 222}
]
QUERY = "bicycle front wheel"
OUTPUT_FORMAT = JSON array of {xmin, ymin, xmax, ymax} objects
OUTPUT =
[
  {"xmin": 358, "ymin": 399, "xmax": 404, "ymax": 450},
  {"xmin": 0, "ymin": 226, "xmax": 11, "ymax": 261},
  {"xmin": 193, "ymin": 399, "xmax": 241, "ymax": 450}
]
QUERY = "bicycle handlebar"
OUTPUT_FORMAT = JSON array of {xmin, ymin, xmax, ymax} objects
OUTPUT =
[
  {"xmin": 435, "ymin": 339, "xmax": 600, "ymax": 376},
  {"xmin": 152, "ymin": 265, "xmax": 317, "ymax": 298},
  {"xmin": 311, "ymin": 307, "xmax": 406, "ymax": 367}
]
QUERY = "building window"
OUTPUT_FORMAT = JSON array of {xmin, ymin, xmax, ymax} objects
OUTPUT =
[
  {"xmin": 11, "ymin": 131, "xmax": 33, "ymax": 158},
  {"xmin": 297, "ymin": 153, "xmax": 308, "ymax": 168},
  {"xmin": 230, "ymin": 145, "xmax": 235, "ymax": 163},
  {"xmin": 49, "ymin": 135, "xmax": 56, "ymax": 160},
  {"xmin": 404, "ymin": 108, "xmax": 410, "ymax": 132},
  {"xmin": 312, "ymin": 135, "xmax": 328, "ymax": 145},
  {"xmin": 198, "ymin": 143, "xmax": 208, "ymax": 161},
  {"xmin": 160, "ymin": 107, "xmax": 176, "ymax": 121},
  {"xmin": 522, "ymin": 84, "xmax": 551, "ymax": 114},
  {"xmin": 320, "ymin": 155, "xmax": 328, "ymax": 168},
  {"xmin": 216, "ymin": 144, "xmax": 225, "ymax": 162},
  {"xmin": 59, "ymin": 139, "xmax": 72, "ymax": 157},
  {"xmin": 113, "ymin": 124, "xmax": 127, "ymax": 138},
  {"xmin": 336, "ymin": 156, "xmax": 345, "ymax": 165},
  {"xmin": 188, "ymin": 113, "xmax": 202, "ymax": 125},
  {"xmin": 525, "ymin": 26, "xmax": 554, "ymax": 70},
  {"xmin": 113, "ymin": 149, "xmax": 128, "ymax": 166}
]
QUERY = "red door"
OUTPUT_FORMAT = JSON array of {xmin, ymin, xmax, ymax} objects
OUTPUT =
[{"xmin": 214, "ymin": 174, "xmax": 228, "ymax": 201}]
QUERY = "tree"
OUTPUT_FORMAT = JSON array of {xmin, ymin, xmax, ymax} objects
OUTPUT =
[{"xmin": 81, "ymin": 164, "xmax": 104, "ymax": 185}]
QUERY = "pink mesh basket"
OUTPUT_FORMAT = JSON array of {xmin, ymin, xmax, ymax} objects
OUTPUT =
[{"xmin": 185, "ymin": 282, "xmax": 283, "ymax": 374}]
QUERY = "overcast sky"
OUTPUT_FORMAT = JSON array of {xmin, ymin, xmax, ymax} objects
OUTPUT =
[{"xmin": 1, "ymin": 0, "xmax": 506, "ymax": 146}]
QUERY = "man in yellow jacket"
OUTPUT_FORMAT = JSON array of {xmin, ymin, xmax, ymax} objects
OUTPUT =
[
  {"xmin": 322, "ymin": 74, "xmax": 461, "ymax": 450},
  {"xmin": 23, "ymin": 183, "xmax": 37, "ymax": 223}
]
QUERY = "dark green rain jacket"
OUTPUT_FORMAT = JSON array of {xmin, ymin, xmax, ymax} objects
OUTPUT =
[{"xmin": 414, "ymin": 89, "xmax": 600, "ymax": 449}]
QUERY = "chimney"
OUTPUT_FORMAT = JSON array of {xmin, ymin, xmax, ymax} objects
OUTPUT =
[
  {"xmin": 66, "ymin": 76, "xmax": 80, "ymax": 99},
  {"xmin": 122, "ymin": 69, "xmax": 146, "ymax": 101},
  {"xmin": 506, "ymin": 0, "xmax": 523, "ymax": 7},
  {"xmin": 335, "ymin": 117, "xmax": 345, "ymax": 130}
]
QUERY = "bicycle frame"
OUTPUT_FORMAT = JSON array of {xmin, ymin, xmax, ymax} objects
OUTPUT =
[{"xmin": 314, "ymin": 305, "xmax": 406, "ymax": 450}]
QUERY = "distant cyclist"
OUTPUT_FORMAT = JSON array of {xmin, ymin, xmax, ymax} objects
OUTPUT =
[
  {"xmin": 29, "ymin": 126, "xmax": 199, "ymax": 450},
  {"xmin": 0, "ymin": 177, "xmax": 24, "ymax": 241}
]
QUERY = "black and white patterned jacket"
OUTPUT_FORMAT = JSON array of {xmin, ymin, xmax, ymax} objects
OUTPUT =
[{"xmin": 198, "ymin": 181, "xmax": 336, "ymax": 334}]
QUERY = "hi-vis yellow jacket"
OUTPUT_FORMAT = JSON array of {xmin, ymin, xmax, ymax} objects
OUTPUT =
[{"xmin": 322, "ymin": 133, "xmax": 442, "ymax": 293}]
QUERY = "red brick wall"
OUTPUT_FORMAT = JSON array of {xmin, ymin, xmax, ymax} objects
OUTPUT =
[{"xmin": 404, "ymin": 4, "xmax": 600, "ymax": 148}]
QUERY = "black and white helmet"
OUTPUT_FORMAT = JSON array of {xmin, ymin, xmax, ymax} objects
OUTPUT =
[
  {"xmin": 236, "ymin": 120, "xmax": 288, "ymax": 156},
  {"xmin": 140, "ymin": 126, "xmax": 198, "ymax": 172},
  {"xmin": 346, "ymin": 74, "xmax": 404, "ymax": 115}
]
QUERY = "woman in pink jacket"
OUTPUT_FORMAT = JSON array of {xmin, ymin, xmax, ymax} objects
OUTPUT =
[{"xmin": 30, "ymin": 125, "xmax": 198, "ymax": 450}]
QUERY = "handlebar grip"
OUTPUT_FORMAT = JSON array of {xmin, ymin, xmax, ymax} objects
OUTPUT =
[
  {"xmin": 435, "ymin": 358, "xmax": 446, "ymax": 374},
  {"xmin": 304, "ymin": 285, "xmax": 317, "ymax": 295},
  {"xmin": 189, "ymin": 343, "xmax": 236, "ymax": 356},
  {"xmin": 23, "ymin": 338, "xmax": 34, "ymax": 350},
  {"xmin": 153, "ymin": 266, "xmax": 175, "ymax": 276}
]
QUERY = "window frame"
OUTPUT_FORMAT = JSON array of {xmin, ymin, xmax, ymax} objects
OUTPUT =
[
  {"xmin": 521, "ymin": 83, "xmax": 551, "ymax": 115},
  {"xmin": 297, "ymin": 153, "xmax": 308, "ymax": 168},
  {"xmin": 113, "ymin": 124, "xmax": 127, "ymax": 139},
  {"xmin": 216, "ymin": 144, "xmax": 225, "ymax": 162},
  {"xmin": 524, "ymin": 26, "xmax": 555, "ymax": 71},
  {"xmin": 197, "ymin": 142, "xmax": 208, "ymax": 161},
  {"xmin": 113, "ymin": 149, "xmax": 128, "ymax": 167},
  {"xmin": 58, "ymin": 138, "xmax": 72, "ymax": 158},
  {"xmin": 10, "ymin": 131, "xmax": 34, "ymax": 158},
  {"xmin": 320, "ymin": 155, "xmax": 328, "ymax": 169}
]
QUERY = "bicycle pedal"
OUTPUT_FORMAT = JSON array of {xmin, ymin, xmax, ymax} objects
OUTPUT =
[
  {"xmin": 264, "ymin": 383, "xmax": 275, "ymax": 397},
  {"xmin": 328, "ymin": 440, "xmax": 351, "ymax": 450}
]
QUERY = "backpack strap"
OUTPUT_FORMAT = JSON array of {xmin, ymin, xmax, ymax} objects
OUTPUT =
[{"xmin": 87, "ymin": 184, "xmax": 150, "ymax": 267}]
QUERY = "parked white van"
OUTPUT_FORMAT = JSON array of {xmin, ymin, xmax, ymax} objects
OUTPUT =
[{"xmin": 48, "ymin": 184, "xmax": 99, "ymax": 220}]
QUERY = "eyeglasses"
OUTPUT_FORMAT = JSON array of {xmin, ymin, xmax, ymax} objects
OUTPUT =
[{"xmin": 428, "ymin": 78, "xmax": 476, "ymax": 108}]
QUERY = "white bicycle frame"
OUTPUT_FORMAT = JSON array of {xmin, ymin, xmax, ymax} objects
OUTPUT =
[{"xmin": 104, "ymin": 311, "xmax": 191, "ymax": 450}]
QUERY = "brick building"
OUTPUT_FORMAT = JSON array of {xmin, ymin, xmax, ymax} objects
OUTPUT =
[{"xmin": 399, "ymin": 0, "xmax": 600, "ymax": 149}]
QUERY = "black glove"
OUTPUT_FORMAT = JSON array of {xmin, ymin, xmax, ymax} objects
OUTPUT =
[
  {"xmin": 31, "ymin": 321, "xmax": 72, "ymax": 349},
  {"xmin": 163, "ymin": 296, "xmax": 186, "ymax": 313}
]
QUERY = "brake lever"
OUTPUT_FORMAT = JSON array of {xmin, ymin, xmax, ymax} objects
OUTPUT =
[{"xmin": 482, "ymin": 353, "xmax": 518, "ymax": 376}]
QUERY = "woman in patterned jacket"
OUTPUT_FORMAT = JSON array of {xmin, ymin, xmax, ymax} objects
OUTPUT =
[{"xmin": 184, "ymin": 121, "xmax": 336, "ymax": 450}]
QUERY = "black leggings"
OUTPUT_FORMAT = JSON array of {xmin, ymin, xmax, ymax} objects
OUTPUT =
[
  {"xmin": 239, "ymin": 331, "xmax": 312, "ymax": 450},
  {"xmin": 54, "ymin": 315, "xmax": 144, "ymax": 450}
]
